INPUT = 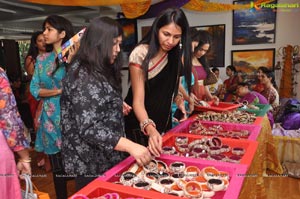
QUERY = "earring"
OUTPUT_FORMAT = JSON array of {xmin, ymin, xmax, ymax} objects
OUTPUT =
[{"xmin": 179, "ymin": 40, "xmax": 182, "ymax": 49}]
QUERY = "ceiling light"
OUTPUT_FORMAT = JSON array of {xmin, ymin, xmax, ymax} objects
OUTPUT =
[
  {"xmin": 0, "ymin": 0, "xmax": 44, "ymax": 11},
  {"xmin": 0, "ymin": 8, "xmax": 16, "ymax": 14}
]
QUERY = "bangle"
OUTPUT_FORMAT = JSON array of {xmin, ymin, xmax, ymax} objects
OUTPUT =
[
  {"xmin": 177, "ymin": 92, "xmax": 183, "ymax": 98},
  {"xmin": 19, "ymin": 158, "xmax": 31, "ymax": 163},
  {"xmin": 140, "ymin": 118, "xmax": 156, "ymax": 135},
  {"xmin": 174, "ymin": 94, "xmax": 183, "ymax": 103}
]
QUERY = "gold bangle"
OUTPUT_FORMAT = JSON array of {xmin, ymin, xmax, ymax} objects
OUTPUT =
[
  {"xmin": 177, "ymin": 92, "xmax": 183, "ymax": 98},
  {"xmin": 174, "ymin": 95, "xmax": 183, "ymax": 103},
  {"xmin": 19, "ymin": 158, "xmax": 32, "ymax": 163}
]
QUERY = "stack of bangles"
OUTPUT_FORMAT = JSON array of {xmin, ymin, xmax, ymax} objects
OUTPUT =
[
  {"xmin": 174, "ymin": 92, "xmax": 183, "ymax": 104},
  {"xmin": 140, "ymin": 118, "xmax": 156, "ymax": 135},
  {"xmin": 19, "ymin": 158, "xmax": 31, "ymax": 163}
]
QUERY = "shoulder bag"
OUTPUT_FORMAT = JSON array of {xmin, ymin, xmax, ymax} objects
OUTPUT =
[{"xmin": 204, "ymin": 69, "xmax": 218, "ymax": 86}]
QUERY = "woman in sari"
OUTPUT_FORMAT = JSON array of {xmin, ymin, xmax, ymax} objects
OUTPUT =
[
  {"xmin": 259, "ymin": 66, "xmax": 279, "ymax": 109},
  {"xmin": 124, "ymin": 8, "xmax": 192, "ymax": 157},
  {"xmin": 171, "ymin": 28, "xmax": 220, "ymax": 128},
  {"xmin": 252, "ymin": 67, "xmax": 264, "ymax": 93},
  {"xmin": 221, "ymin": 65, "xmax": 240, "ymax": 102},
  {"xmin": 236, "ymin": 81, "xmax": 274, "ymax": 126},
  {"xmin": 190, "ymin": 28, "xmax": 219, "ymax": 102}
]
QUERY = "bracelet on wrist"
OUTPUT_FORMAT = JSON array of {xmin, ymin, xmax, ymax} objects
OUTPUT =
[
  {"xmin": 174, "ymin": 94, "xmax": 183, "ymax": 103},
  {"xmin": 19, "ymin": 158, "xmax": 32, "ymax": 163},
  {"xmin": 140, "ymin": 118, "xmax": 156, "ymax": 136},
  {"xmin": 177, "ymin": 92, "xmax": 183, "ymax": 98}
]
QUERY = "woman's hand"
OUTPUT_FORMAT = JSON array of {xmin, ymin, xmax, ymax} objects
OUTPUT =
[
  {"xmin": 122, "ymin": 102, "xmax": 132, "ymax": 116},
  {"xmin": 66, "ymin": 41, "xmax": 80, "ymax": 63},
  {"xmin": 146, "ymin": 126, "xmax": 162, "ymax": 157},
  {"xmin": 17, "ymin": 161, "xmax": 32, "ymax": 178},
  {"xmin": 211, "ymin": 95, "xmax": 220, "ymax": 105},
  {"xmin": 188, "ymin": 93, "xmax": 196, "ymax": 114},
  {"xmin": 174, "ymin": 94, "xmax": 187, "ymax": 121},
  {"xmin": 16, "ymin": 149, "xmax": 31, "ymax": 178},
  {"xmin": 127, "ymin": 143, "xmax": 152, "ymax": 166}
]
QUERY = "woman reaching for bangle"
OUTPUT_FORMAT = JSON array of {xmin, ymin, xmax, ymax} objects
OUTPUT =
[
  {"xmin": 190, "ymin": 28, "xmax": 219, "ymax": 104},
  {"xmin": 60, "ymin": 16, "xmax": 152, "ymax": 191},
  {"xmin": 124, "ymin": 8, "xmax": 192, "ymax": 157}
]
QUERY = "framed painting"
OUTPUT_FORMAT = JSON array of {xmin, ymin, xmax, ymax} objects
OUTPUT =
[
  {"xmin": 117, "ymin": 18, "xmax": 137, "ymax": 52},
  {"xmin": 231, "ymin": 48, "xmax": 275, "ymax": 83},
  {"xmin": 141, "ymin": 26, "xmax": 151, "ymax": 39},
  {"xmin": 193, "ymin": 24, "xmax": 225, "ymax": 67},
  {"xmin": 232, "ymin": 0, "xmax": 277, "ymax": 45}
]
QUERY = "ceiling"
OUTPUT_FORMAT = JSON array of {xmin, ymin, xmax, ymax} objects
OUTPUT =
[{"xmin": 0, "ymin": 0, "xmax": 122, "ymax": 40}]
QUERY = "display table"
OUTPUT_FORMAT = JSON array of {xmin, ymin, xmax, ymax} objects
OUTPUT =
[
  {"xmin": 272, "ymin": 124, "xmax": 300, "ymax": 163},
  {"xmin": 273, "ymin": 136, "xmax": 300, "ymax": 163},
  {"xmin": 70, "ymin": 115, "xmax": 284, "ymax": 199},
  {"xmin": 169, "ymin": 114, "xmax": 284, "ymax": 198},
  {"xmin": 238, "ymin": 115, "xmax": 284, "ymax": 199}
]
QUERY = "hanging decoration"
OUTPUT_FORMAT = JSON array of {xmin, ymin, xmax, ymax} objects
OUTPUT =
[
  {"xmin": 120, "ymin": 0, "xmax": 151, "ymax": 19},
  {"xmin": 22, "ymin": 0, "xmax": 149, "ymax": 6},
  {"xmin": 279, "ymin": 45, "xmax": 293, "ymax": 98},
  {"xmin": 136, "ymin": 0, "xmax": 190, "ymax": 19},
  {"xmin": 183, "ymin": 0, "xmax": 250, "ymax": 12},
  {"xmin": 23, "ymin": 0, "xmax": 276, "ymax": 18}
]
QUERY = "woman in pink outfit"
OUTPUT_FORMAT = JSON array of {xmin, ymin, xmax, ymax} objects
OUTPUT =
[{"xmin": 0, "ymin": 66, "xmax": 31, "ymax": 199}]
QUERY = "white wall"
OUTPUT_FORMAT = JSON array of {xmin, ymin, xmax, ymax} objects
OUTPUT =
[{"xmin": 122, "ymin": 0, "xmax": 300, "ymax": 99}]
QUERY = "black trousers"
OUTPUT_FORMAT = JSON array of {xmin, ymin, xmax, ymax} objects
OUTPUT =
[
  {"xmin": 125, "ymin": 128, "xmax": 149, "ymax": 147},
  {"xmin": 48, "ymin": 152, "xmax": 73, "ymax": 199},
  {"xmin": 75, "ymin": 175, "xmax": 97, "ymax": 191}
]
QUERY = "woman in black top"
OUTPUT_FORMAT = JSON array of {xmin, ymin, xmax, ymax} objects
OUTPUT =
[
  {"xmin": 124, "ymin": 8, "xmax": 192, "ymax": 157},
  {"xmin": 60, "ymin": 16, "xmax": 152, "ymax": 190}
]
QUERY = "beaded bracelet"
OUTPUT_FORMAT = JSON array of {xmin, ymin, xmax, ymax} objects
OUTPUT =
[{"xmin": 140, "ymin": 118, "xmax": 156, "ymax": 135}]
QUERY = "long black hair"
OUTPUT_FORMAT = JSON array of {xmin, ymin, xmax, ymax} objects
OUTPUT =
[
  {"xmin": 259, "ymin": 66, "xmax": 278, "ymax": 89},
  {"xmin": 139, "ymin": 8, "xmax": 192, "ymax": 93},
  {"xmin": 226, "ymin": 64, "xmax": 237, "ymax": 74},
  {"xmin": 42, "ymin": 15, "xmax": 74, "ymax": 74},
  {"xmin": 70, "ymin": 16, "xmax": 124, "ymax": 92},
  {"xmin": 25, "ymin": 31, "xmax": 44, "ymax": 61},
  {"xmin": 190, "ymin": 28, "xmax": 212, "ymax": 75}
]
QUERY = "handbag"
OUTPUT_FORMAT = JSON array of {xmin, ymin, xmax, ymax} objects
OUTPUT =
[
  {"xmin": 204, "ymin": 69, "xmax": 218, "ymax": 86},
  {"xmin": 22, "ymin": 174, "xmax": 50, "ymax": 199}
]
